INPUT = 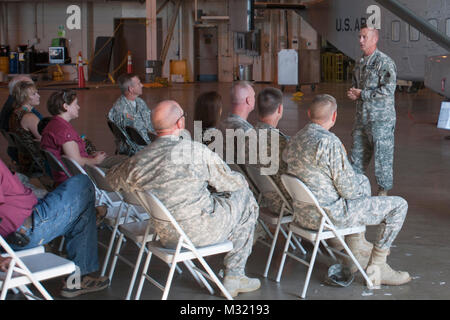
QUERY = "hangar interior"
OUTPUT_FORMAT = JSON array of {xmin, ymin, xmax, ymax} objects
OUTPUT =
[{"xmin": 0, "ymin": 0, "xmax": 450, "ymax": 301}]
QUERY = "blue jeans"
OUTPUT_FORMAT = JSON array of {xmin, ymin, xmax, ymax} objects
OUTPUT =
[{"xmin": 11, "ymin": 174, "xmax": 99, "ymax": 276}]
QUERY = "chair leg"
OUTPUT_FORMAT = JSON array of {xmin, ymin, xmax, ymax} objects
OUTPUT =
[
  {"xmin": 125, "ymin": 237, "xmax": 150, "ymax": 300},
  {"xmin": 320, "ymin": 239, "xmax": 337, "ymax": 261},
  {"xmin": 291, "ymin": 234, "xmax": 307, "ymax": 255},
  {"xmin": 259, "ymin": 219, "xmax": 274, "ymax": 240},
  {"xmin": 263, "ymin": 218, "xmax": 283, "ymax": 278},
  {"xmin": 338, "ymin": 234, "xmax": 374, "ymax": 289},
  {"xmin": 194, "ymin": 254, "xmax": 233, "ymax": 300},
  {"xmin": 184, "ymin": 260, "xmax": 215, "ymax": 295},
  {"xmin": 134, "ymin": 249, "xmax": 154, "ymax": 300},
  {"xmin": 18, "ymin": 285, "xmax": 37, "ymax": 300},
  {"xmin": 279, "ymin": 225, "xmax": 299, "ymax": 251},
  {"xmin": 161, "ymin": 239, "xmax": 185, "ymax": 300},
  {"xmin": 275, "ymin": 230, "xmax": 293, "ymax": 282},
  {"xmin": 162, "ymin": 259, "xmax": 179, "ymax": 300},
  {"xmin": 101, "ymin": 223, "xmax": 120, "ymax": 276},
  {"xmin": 108, "ymin": 233, "xmax": 125, "ymax": 282},
  {"xmin": 301, "ymin": 235, "xmax": 322, "ymax": 299}
]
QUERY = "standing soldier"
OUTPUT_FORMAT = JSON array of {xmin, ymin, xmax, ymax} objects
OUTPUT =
[{"xmin": 347, "ymin": 24, "xmax": 397, "ymax": 196}]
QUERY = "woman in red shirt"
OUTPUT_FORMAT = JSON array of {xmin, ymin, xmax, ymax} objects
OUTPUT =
[{"xmin": 40, "ymin": 90, "xmax": 126, "ymax": 185}]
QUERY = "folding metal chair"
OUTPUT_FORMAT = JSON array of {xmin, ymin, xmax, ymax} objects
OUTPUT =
[
  {"xmin": 7, "ymin": 131, "xmax": 47, "ymax": 176},
  {"xmin": 275, "ymin": 174, "xmax": 374, "ymax": 298},
  {"xmin": 107, "ymin": 119, "xmax": 138, "ymax": 155},
  {"xmin": 0, "ymin": 128, "xmax": 17, "ymax": 150},
  {"xmin": 125, "ymin": 126, "xmax": 148, "ymax": 146},
  {"xmin": 0, "ymin": 234, "xmax": 76, "ymax": 300},
  {"xmin": 133, "ymin": 190, "xmax": 234, "ymax": 300},
  {"xmin": 41, "ymin": 148, "xmax": 71, "ymax": 180},
  {"xmin": 83, "ymin": 164, "xmax": 147, "ymax": 278},
  {"xmin": 104, "ymin": 190, "xmax": 162, "ymax": 300},
  {"xmin": 61, "ymin": 155, "xmax": 105, "ymax": 206},
  {"xmin": 244, "ymin": 165, "xmax": 306, "ymax": 278}
]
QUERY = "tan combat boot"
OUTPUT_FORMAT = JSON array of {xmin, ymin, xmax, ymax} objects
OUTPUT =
[
  {"xmin": 365, "ymin": 246, "xmax": 411, "ymax": 289},
  {"xmin": 344, "ymin": 232, "xmax": 374, "ymax": 273},
  {"xmin": 223, "ymin": 275, "xmax": 261, "ymax": 297}
]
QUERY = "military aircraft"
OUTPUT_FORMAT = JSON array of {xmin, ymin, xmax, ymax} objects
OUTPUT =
[{"xmin": 290, "ymin": 0, "xmax": 450, "ymax": 97}]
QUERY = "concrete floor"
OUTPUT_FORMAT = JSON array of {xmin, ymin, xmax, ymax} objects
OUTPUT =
[{"xmin": 1, "ymin": 81, "xmax": 450, "ymax": 301}]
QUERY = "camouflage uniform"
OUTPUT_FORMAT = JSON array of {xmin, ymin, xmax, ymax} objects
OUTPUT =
[
  {"xmin": 285, "ymin": 123, "xmax": 407, "ymax": 249},
  {"xmin": 106, "ymin": 135, "xmax": 259, "ymax": 276},
  {"xmin": 219, "ymin": 113, "xmax": 254, "ymax": 133},
  {"xmin": 108, "ymin": 95, "xmax": 154, "ymax": 155},
  {"xmin": 218, "ymin": 113, "xmax": 255, "ymax": 163},
  {"xmin": 218, "ymin": 113, "xmax": 258, "ymax": 196},
  {"xmin": 252, "ymin": 121, "xmax": 291, "ymax": 213},
  {"xmin": 351, "ymin": 49, "xmax": 397, "ymax": 191}
]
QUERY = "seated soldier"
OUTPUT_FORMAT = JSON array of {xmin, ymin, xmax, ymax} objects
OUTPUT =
[
  {"xmin": 108, "ymin": 73, "xmax": 154, "ymax": 155},
  {"xmin": 284, "ymin": 94, "xmax": 411, "ymax": 287},
  {"xmin": 218, "ymin": 81, "xmax": 256, "ymax": 165},
  {"xmin": 106, "ymin": 100, "xmax": 261, "ymax": 298},
  {"xmin": 0, "ymin": 158, "xmax": 109, "ymax": 298},
  {"xmin": 218, "ymin": 81, "xmax": 255, "ymax": 133},
  {"xmin": 252, "ymin": 87, "xmax": 291, "ymax": 213}
]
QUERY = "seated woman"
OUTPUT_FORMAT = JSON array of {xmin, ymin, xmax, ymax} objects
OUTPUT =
[
  {"xmin": 193, "ymin": 91, "xmax": 223, "ymax": 147},
  {"xmin": 40, "ymin": 89, "xmax": 127, "ymax": 186},
  {"xmin": 8, "ymin": 81, "xmax": 46, "ymax": 175}
]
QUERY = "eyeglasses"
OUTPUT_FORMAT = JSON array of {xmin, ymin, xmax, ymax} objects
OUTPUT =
[{"xmin": 176, "ymin": 111, "xmax": 187, "ymax": 123}]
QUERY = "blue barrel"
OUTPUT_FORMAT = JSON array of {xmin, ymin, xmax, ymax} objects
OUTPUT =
[{"xmin": 9, "ymin": 52, "xmax": 18, "ymax": 74}]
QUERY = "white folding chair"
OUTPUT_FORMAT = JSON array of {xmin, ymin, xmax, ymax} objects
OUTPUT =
[
  {"xmin": 244, "ymin": 165, "xmax": 306, "ymax": 278},
  {"xmin": 83, "ymin": 164, "xmax": 146, "ymax": 277},
  {"xmin": 107, "ymin": 190, "xmax": 156, "ymax": 300},
  {"xmin": 275, "ymin": 174, "xmax": 374, "ymax": 299},
  {"xmin": 0, "ymin": 236, "xmax": 76, "ymax": 300},
  {"xmin": 133, "ymin": 190, "xmax": 234, "ymax": 300},
  {"xmin": 61, "ymin": 156, "xmax": 107, "ymax": 207}
]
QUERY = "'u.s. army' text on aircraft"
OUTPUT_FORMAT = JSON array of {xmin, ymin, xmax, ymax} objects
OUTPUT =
[{"xmin": 293, "ymin": 0, "xmax": 450, "ymax": 98}]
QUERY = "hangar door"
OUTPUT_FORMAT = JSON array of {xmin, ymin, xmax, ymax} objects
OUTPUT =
[{"xmin": 194, "ymin": 26, "xmax": 218, "ymax": 82}]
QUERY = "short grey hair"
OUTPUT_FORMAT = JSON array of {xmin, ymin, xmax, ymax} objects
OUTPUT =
[
  {"xmin": 117, "ymin": 73, "xmax": 138, "ymax": 95},
  {"xmin": 309, "ymin": 94, "xmax": 337, "ymax": 122},
  {"xmin": 231, "ymin": 81, "xmax": 254, "ymax": 105}
]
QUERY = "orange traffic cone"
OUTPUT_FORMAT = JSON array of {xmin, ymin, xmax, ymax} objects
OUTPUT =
[
  {"xmin": 77, "ymin": 52, "xmax": 85, "ymax": 88},
  {"xmin": 127, "ymin": 51, "xmax": 133, "ymax": 74}
]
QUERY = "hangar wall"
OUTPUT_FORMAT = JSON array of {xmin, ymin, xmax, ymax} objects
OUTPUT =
[{"xmin": 0, "ymin": 0, "xmax": 318, "ymax": 83}]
